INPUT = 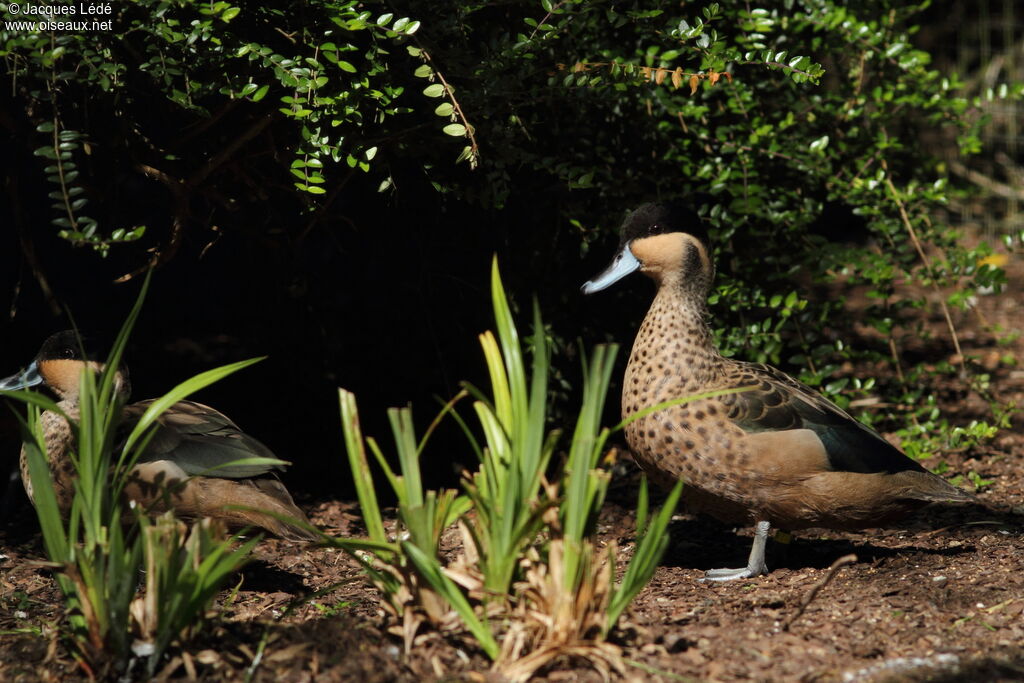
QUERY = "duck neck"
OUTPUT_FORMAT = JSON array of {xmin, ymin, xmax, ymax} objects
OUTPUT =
[
  {"xmin": 668, "ymin": 278, "xmax": 719, "ymax": 349},
  {"xmin": 637, "ymin": 277, "xmax": 722, "ymax": 380}
]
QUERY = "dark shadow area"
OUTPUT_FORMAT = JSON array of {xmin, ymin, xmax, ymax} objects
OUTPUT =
[
  {"xmin": 233, "ymin": 557, "xmax": 310, "ymax": 596},
  {"xmin": 658, "ymin": 499, "xmax": 1016, "ymax": 574}
]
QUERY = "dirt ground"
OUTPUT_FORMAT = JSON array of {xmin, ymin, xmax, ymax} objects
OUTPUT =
[{"xmin": 1, "ymin": 255, "xmax": 1022, "ymax": 682}]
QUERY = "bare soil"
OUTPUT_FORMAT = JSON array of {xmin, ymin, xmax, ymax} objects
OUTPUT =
[{"xmin": 2, "ymin": 259, "xmax": 1022, "ymax": 682}]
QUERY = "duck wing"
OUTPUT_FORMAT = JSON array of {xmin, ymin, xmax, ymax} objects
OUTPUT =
[
  {"xmin": 719, "ymin": 362, "xmax": 926, "ymax": 475},
  {"xmin": 124, "ymin": 399, "xmax": 286, "ymax": 479}
]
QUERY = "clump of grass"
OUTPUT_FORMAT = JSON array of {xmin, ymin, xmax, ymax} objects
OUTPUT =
[
  {"xmin": 129, "ymin": 514, "xmax": 257, "ymax": 677},
  {"xmin": 335, "ymin": 390, "xmax": 475, "ymax": 652},
  {"xmin": 1, "ymin": 275, "xmax": 278, "ymax": 677},
  {"xmin": 331, "ymin": 258, "xmax": 692, "ymax": 678}
]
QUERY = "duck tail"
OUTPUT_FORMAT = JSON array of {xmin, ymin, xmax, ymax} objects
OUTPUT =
[
  {"xmin": 243, "ymin": 478, "xmax": 320, "ymax": 541},
  {"xmin": 255, "ymin": 513, "xmax": 320, "ymax": 542},
  {"xmin": 896, "ymin": 470, "xmax": 977, "ymax": 504}
]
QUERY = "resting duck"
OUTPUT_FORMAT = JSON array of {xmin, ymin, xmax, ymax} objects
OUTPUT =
[
  {"xmin": 0, "ymin": 331, "xmax": 316, "ymax": 541},
  {"xmin": 582, "ymin": 203, "xmax": 973, "ymax": 580}
]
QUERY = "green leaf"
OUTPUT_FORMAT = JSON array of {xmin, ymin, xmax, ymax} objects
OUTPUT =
[
  {"xmin": 809, "ymin": 135, "xmax": 830, "ymax": 152},
  {"xmin": 434, "ymin": 102, "xmax": 454, "ymax": 116},
  {"xmin": 443, "ymin": 123, "xmax": 466, "ymax": 136},
  {"xmin": 423, "ymin": 83, "xmax": 446, "ymax": 98}
]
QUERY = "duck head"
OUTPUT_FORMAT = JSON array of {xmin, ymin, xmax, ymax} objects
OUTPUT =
[
  {"xmin": 0, "ymin": 330, "xmax": 130, "ymax": 402},
  {"xmin": 581, "ymin": 202, "xmax": 713, "ymax": 294}
]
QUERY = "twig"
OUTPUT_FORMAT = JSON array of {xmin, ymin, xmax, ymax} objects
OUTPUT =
[
  {"xmin": 782, "ymin": 553, "xmax": 856, "ymax": 631},
  {"xmin": 171, "ymin": 100, "xmax": 242, "ymax": 149},
  {"xmin": 295, "ymin": 166, "xmax": 355, "ymax": 246},
  {"xmin": 563, "ymin": 60, "xmax": 731, "ymax": 90},
  {"xmin": 115, "ymin": 164, "xmax": 190, "ymax": 283},
  {"xmin": 418, "ymin": 49, "xmax": 479, "ymax": 168},
  {"xmin": 189, "ymin": 113, "xmax": 274, "ymax": 187},
  {"xmin": 527, "ymin": 1, "xmax": 568, "ymax": 42},
  {"xmin": 117, "ymin": 113, "xmax": 271, "ymax": 282},
  {"xmin": 924, "ymin": 520, "xmax": 1001, "ymax": 537},
  {"xmin": 880, "ymin": 158, "xmax": 967, "ymax": 379},
  {"xmin": 7, "ymin": 174, "xmax": 62, "ymax": 315},
  {"xmin": 948, "ymin": 160, "xmax": 1024, "ymax": 201}
]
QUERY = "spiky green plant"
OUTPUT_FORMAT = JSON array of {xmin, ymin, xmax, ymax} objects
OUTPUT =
[
  {"xmin": 332, "ymin": 391, "xmax": 484, "ymax": 653},
  {"xmin": 1, "ymin": 275, "xmax": 282, "ymax": 675},
  {"xmin": 131, "ymin": 514, "xmax": 257, "ymax": 678},
  {"xmin": 333, "ymin": 257, "xmax": 719, "ymax": 674}
]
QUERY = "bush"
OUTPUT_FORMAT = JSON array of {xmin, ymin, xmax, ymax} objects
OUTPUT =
[{"xmin": 2, "ymin": 1, "xmax": 1015, "ymax": 470}]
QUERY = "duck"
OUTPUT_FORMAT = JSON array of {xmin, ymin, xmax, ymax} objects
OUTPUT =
[
  {"xmin": 582, "ymin": 203, "xmax": 974, "ymax": 580},
  {"xmin": 0, "ymin": 330, "xmax": 317, "ymax": 541}
]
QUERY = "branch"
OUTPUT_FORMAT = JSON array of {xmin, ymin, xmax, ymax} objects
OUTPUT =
[
  {"xmin": 6, "ymin": 173, "xmax": 62, "ymax": 316},
  {"xmin": 115, "ymin": 164, "xmax": 190, "ymax": 283},
  {"xmin": 782, "ymin": 554, "xmax": 856, "ymax": 630},
  {"xmin": 881, "ymin": 157, "xmax": 966, "ymax": 378},
  {"xmin": 949, "ymin": 160, "xmax": 1024, "ymax": 201},
  {"xmin": 188, "ymin": 113, "xmax": 274, "ymax": 188},
  {"xmin": 419, "ymin": 49, "xmax": 479, "ymax": 169}
]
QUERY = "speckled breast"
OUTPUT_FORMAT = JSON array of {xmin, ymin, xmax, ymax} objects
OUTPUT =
[{"xmin": 620, "ymin": 299, "xmax": 755, "ymax": 524}]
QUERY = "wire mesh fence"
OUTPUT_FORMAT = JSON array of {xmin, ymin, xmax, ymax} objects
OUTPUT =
[{"xmin": 924, "ymin": 0, "xmax": 1024, "ymax": 237}]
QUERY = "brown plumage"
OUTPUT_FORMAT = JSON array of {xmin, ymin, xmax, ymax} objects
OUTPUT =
[
  {"xmin": 583, "ymin": 203, "xmax": 973, "ymax": 580},
  {"xmin": 1, "ymin": 331, "xmax": 317, "ymax": 541}
]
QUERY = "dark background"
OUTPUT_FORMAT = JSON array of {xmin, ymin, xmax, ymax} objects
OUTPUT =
[{"xmin": 0, "ymin": 162, "xmax": 650, "ymax": 517}]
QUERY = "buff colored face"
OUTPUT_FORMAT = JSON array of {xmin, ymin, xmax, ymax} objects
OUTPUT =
[
  {"xmin": 581, "ymin": 232, "xmax": 711, "ymax": 293},
  {"xmin": 0, "ymin": 332, "xmax": 112, "ymax": 401}
]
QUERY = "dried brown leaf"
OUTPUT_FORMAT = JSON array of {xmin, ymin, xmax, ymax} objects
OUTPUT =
[
  {"xmin": 265, "ymin": 643, "xmax": 312, "ymax": 663},
  {"xmin": 671, "ymin": 67, "xmax": 683, "ymax": 89},
  {"xmin": 155, "ymin": 656, "xmax": 183, "ymax": 682},
  {"xmin": 181, "ymin": 650, "xmax": 197, "ymax": 680}
]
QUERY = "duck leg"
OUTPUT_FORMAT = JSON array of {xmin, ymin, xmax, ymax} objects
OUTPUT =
[{"xmin": 701, "ymin": 520, "xmax": 771, "ymax": 582}]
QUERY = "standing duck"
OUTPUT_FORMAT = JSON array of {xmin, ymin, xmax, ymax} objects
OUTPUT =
[
  {"xmin": 582, "ymin": 203, "xmax": 973, "ymax": 580},
  {"xmin": 0, "ymin": 331, "xmax": 317, "ymax": 541}
]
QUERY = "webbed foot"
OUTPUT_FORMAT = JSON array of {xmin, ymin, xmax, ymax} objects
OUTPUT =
[{"xmin": 699, "ymin": 520, "xmax": 771, "ymax": 582}]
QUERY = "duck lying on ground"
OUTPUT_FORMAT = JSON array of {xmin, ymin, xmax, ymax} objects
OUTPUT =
[{"xmin": 0, "ymin": 331, "xmax": 317, "ymax": 541}]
